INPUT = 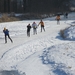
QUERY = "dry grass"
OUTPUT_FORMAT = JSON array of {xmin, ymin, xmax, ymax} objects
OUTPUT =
[{"xmin": 0, "ymin": 14, "xmax": 20, "ymax": 23}]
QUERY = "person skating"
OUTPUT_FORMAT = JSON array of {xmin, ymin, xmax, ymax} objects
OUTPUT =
[
  {"xmin": 3, "ymin": 27, "xmax": 13, "ymax": 43},
  {"xmin": 65, "ymin": 12, "xmax": 68, "ymax": 18},
  {"xmin": 38, "ymin": 20, "xmax": 45, "ymax": 32},
  {"xmin": 27, "ymin": 24, "xmax": 31, "ymax": 37},
  {"xmin": 56, "ymin": 14, "xmax": 60, "ymax": 24},
  {"xmin": 32, "ymin": 22, "xmax": 38, "ymax": 35}
]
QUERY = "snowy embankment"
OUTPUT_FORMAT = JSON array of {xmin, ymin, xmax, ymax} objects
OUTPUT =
[{"xmin": 0, "ymin": 12, "xmax": 75, "ymax": 75}]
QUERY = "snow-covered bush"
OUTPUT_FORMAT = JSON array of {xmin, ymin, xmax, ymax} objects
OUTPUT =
[{"xmin": 60, "ymin": 25, "xmax": 75, "ymax": 40}]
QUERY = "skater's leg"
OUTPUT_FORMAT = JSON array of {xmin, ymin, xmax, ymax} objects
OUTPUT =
[
  {"xmin": 8, "ymin": 34, "xmax": 13, "ymax": 43},
  {"xmin": 43, "ymin": 26, "xmax": 45, "ymax": 31},
  {"xmin": 5, "ymin": 35, "xmax": 7, "ymax": 43},
  {"xmin": 41, "ymin": 26, "xmax": 42, "ymax": 32}
]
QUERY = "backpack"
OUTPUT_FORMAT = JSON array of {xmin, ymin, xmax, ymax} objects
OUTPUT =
[{"xmin": 34, "ymin": 26, "xmax": 37, "ymax": 29}]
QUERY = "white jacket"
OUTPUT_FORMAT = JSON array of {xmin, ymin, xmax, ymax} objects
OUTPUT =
[{"xmin": 32, "ymin": 23, "xmax": 38, "ymax": 29}]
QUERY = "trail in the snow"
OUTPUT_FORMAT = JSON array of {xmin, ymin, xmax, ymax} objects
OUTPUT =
[{"xmin": 0, "ymin": 21, "xmax": 70, "ymax": 70}]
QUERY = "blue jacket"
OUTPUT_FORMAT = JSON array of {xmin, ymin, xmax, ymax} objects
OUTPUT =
[{"xmin": 3, "ymin": 29, "xmax": 9, "ymax": 35}]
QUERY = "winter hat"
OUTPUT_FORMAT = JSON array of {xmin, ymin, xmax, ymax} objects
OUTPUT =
[{"xmin": 33, "ymin": 22, "xmax": 35, "ymax": 24}]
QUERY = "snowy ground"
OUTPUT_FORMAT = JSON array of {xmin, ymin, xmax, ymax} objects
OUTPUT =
[{"xmin": 0, "ymin": 12, "xmax": 75, "ymax": 75}]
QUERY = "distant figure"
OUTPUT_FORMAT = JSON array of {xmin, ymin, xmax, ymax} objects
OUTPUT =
[
  {"xmin": 56, "ymin": 15, "xmax": 60, "ymax": 24},
  {"xmin": 27, "ymin": 24, "xmax": 31, "ymax": 37},
  {"xmin": 3, "ymin": 27, "xmax": 13, "ymax": 43},
  {"xmin": 65, "ymin": 12, "xmax": 68, "ymax": 18},
  {"xmin": 32, "ymin": 22, "xmax": 38, "ymax": 35},
  {"xmin": 38, "ymin": 20, "xmax": 45, "ymax": 32}
]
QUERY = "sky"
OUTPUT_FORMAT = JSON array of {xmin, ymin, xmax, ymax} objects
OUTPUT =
[{"xmin": 0, "ymin": 12, "xmax": 75, "ymax": 75}]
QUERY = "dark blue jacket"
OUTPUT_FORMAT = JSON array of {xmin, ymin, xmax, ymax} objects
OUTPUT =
[{"xmin": 3, "ymin": 29, "xmax": 9, "ymax": 35}]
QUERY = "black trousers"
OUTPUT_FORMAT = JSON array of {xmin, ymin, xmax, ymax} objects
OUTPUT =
[
  {"xmin": 27, "ymin": 30, "xmax": 30, "ymax": 37},
  {"xmin": 41, "ymin": 26, "xmax": 45, "ymax": 32},
  {"xmin": 5, "ymin": 34, "xmax": 13, "ymax": 43}
]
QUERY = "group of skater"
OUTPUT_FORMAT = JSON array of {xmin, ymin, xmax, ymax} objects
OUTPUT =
[
  {"xmin": 27, "ymin": 19, "xmax": 45, "ymax": 37},
  {"xmin": 3, "ymin": 13, "xmax": 68, "ymax": 43},
  {"xmin": 3, "ymin": 19, "xmax": 45, "ymax": 43}
]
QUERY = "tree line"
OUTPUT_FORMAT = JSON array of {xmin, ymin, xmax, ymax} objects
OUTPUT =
[{"xmin": 0, "ymin": 0, "xmax": 72, "ymax": 13}]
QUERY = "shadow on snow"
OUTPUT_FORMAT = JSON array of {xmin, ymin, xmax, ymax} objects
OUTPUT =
[
  {"xmin": 40, "ymin": 47, "xmax": 71, "ymax": 75},
  {"xmin": 0, "ymin": 70, "xmax": 26, "ymax": 75}
]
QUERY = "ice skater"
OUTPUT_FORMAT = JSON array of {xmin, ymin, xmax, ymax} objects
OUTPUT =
[
  {"xmin": 27, "ymin": 24, "xmax": 31, "ymax": 37},
  {"xmin": 3, "ymin": 27, "xmax": 13, "ymax": 43},
  {"xmin": 38, "ymin": 20, "xmax": 45, "ymax": 32}
]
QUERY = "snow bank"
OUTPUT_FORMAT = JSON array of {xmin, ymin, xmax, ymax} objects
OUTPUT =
[{"xmin": 64, "ymin": 25, "xmax": 75, "ymax": 40}]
